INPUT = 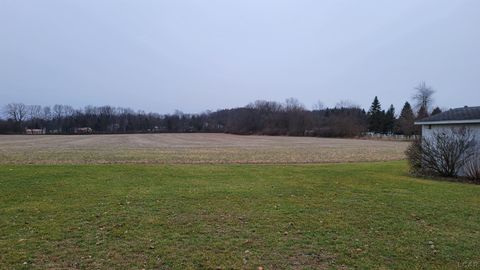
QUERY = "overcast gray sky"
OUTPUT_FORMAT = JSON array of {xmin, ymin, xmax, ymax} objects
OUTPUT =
[{"xmin": 1, "ymin": 0, "xmax": 479, "ymax": 113}]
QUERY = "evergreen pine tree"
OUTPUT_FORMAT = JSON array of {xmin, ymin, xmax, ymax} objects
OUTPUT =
[
  {"xmin": 395, "ymin": 102, "xmax": 415, "ymax": 135},
  {"xmin": 414, "ymin": 105, "xmax": 430, "ymax": 135},
  {"xmin": 384, "ymin": 104, "xmax": 395, "ymax": 134},
  {"xmin": 431, "ymin": 107, "xmax": 442, "ymax": 115},
  {"xmin": 416, "ymin": 105, "xmax": 429, "ymax": 120},
  {"xmin": 367, "ymin": 96, "xmax": 384, "ymax": 133}
]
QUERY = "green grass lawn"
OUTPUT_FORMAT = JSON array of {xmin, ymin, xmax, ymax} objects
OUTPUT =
[{"xmin": 1, "ymin": 161, "xmax": 479, "ymax": 269}]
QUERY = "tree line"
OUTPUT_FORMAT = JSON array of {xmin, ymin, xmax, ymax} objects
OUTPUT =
[{"xmin": 1, "ymin": 83, "xmax": 442, "ymax": 137}]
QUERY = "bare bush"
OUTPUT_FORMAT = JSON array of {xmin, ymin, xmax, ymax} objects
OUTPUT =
[
  {"xmin": 464, "ymin": 152, "xmax": 480, "ymax": 183},
  {"xmin": 406, "ymin": 127, "xmax": 476, "ymax": 177},
  {"xmin": 405, "ymin": 139, "xmax": 424, "ymax": 175}
]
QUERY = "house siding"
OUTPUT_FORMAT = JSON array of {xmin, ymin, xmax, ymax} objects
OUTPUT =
[{"xmin": 421, "ymin": 123, "xmax": 480, "ymax": 176}]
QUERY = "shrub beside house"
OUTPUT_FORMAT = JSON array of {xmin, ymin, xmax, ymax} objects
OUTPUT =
[{"xmin": 412, "ymin": 106, "xmax": 480, "ymax": 182}]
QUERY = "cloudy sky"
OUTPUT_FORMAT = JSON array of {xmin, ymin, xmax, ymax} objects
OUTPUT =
[{"xmin": 1, "ymin": 0, "xmax": 479, "ymax": 113}]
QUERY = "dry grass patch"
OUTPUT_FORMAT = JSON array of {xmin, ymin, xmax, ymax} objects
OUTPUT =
[{"xmin": 0, "ymin": 133, "xmax": 408, "ymax": 164}]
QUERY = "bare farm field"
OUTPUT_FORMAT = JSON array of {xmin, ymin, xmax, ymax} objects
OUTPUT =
[{"xmin": 0, "ymin": 133, "xmax": 408, "ymax": 164}]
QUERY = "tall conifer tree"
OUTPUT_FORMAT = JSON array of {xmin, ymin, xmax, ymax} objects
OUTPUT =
[
  {"xmin": 395, "ymin": 102, "xmax": 415, "ymax": 135},
  {"xmin": 367, "ymin": 96, "xmax": 384, "ymax": 133}
]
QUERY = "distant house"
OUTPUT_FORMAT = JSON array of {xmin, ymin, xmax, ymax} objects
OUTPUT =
[
  {"xmin": 25, "ymin": 128, "xmax": 46, "ymax": 135},
  {"xmin": 415, "ymin": 106, "xmax": 480, "ymax": 176},
  {"xmin": 73, "ymin": 127, "xmax": 93, "ymax": 134}
]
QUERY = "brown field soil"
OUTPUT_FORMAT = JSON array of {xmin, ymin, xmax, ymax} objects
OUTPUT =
[{"xmin": 0, "ymin": 133, "xmax": 409, "ymax": 164}]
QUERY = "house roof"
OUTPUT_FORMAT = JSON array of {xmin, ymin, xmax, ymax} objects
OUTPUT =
[{"xmin": 415, "ymin": 106, "xmax": 480, "ymax": 125}]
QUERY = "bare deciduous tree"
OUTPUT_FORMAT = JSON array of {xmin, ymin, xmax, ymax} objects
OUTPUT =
[
  {"xmin": 28, "ymin": 105, "xmax": 43, "ymax": 120},
  {"xmin": 285, "ymin": 98, "xmax": 305, "ymax": 112},
  {"xmin": 335, "ymin": 100, "xmax": 359, "ymax": 109},
  {"xmin": 64, "ymin": 105, "xmax": 75, "ymax": 117},
  {"xmin": 1, "ymin": 99, "xmax": 369, "ymax": 137},
  {"xmin": 312, "ymin": 100, "xmax": 325, "ymax": 111},
  {"xmin": 3, "ymin": 103, "xmax": 28, "ymax": 122},
  {"xmin": 248, "ymin": 100, "xmax": 283, "ymax": 113},
  {"xmin": 52, "ymin": 104, "xmax": 64, "ymax": 119},
  {"xmin": 412, "ymin": 82, "xmax": 435, "ymax": 111},
  {"xmin": 43, "ymin": 106, "xmax": 52, "ymax": 120}
]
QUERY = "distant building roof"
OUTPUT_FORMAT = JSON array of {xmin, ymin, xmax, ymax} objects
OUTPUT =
[{"xmin": 415, "ymin": 106, "xmax": 480, "ymax": 125}]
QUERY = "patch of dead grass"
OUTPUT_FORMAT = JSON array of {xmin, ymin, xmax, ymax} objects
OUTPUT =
[{"xmin": 0, "ymin": 134, "xmax": 409, "ymax": 164}]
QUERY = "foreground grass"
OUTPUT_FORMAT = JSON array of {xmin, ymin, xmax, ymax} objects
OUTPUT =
[{"xmin": 0, "ymin": 161, "xmax": 479, "ymax": 269}]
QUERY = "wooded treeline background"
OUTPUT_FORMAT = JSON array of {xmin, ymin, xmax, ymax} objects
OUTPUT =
[{"xmin": 1, "ymin": 83, "xmax": 442, "ymax": 137}]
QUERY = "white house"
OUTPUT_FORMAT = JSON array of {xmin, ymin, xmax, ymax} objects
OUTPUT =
[
  {"xmin": 25, "ymin": 128, "xmax": 46, "ymax": 135},
  {"xmin": 415, "ymin": 106, "xmax": 480, "ymax": 176}
]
